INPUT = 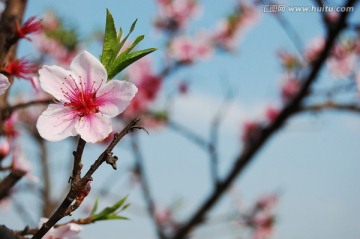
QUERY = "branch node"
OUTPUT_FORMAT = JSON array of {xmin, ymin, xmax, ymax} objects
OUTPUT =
[
  {"xmin": 128, "ymin": 126, "xmax": 149, "ymax": 135},
  {"xmin": 105, "ymin": 152, "xmax": 118, "ymax": 170}
]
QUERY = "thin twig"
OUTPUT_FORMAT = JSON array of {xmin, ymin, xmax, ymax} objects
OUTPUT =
[
  {"xmin": 262, "ymin": 0, "xmax": 304, "ymax": 55},
  {"xmin": 167, "ymin": 120, "xmax": 210, "ymax": 150},
  {"xmin": 35, "ymin": 137, "xmax": 56, "ymax": 218},
  {"xmin": 208, "ymin": 79, "xmax": 235, "ymax": 187},
  {"xmin": 299, "ymin": 102, "xmax": 360, "ymax": 114},
  {"xmin": 131, "ymin": 133, "xmax": 167, "ymax": 239},
  {"xmin": 5, "ymin": 99, "xmax": 53, "ymax": 114}
]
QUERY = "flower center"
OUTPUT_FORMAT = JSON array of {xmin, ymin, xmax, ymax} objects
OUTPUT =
[{"xmin": 61, "ymin": 75, "xmax": 102, "ymax": 117}]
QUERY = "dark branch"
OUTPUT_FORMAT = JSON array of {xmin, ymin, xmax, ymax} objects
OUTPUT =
[
  {"xmin": 71, "ymin": 137, "xmax": 86, "ymax": 182},
  {"xmin": 0, "ymin": 170, "xmax": 26, "ymax": 200}
]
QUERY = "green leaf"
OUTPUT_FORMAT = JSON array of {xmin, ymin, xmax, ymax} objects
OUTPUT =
[
  {"xmin": 122, "ymin": 35, "xmax": 144, "ymax": 56},
  {"xmin": 117, "ymin": 27, "xmax": 123, "ymax": 42},
  {"xmin": 117, "ymin": 19, "xmax": 138, "ymax": 53},
  {"xmin": 107, "ymin": 48, "xmax": 157, "ymax": 79},
  {"xmin": 90, "ymin": 198, "xmax": 99, "ymax": 216},
  {"xmin": 92, "ymin": 196, "xmax": 129, "ymax": 221},
  {"xmin": 99, "ymin": 12, "xmax": 156, "ymax": 80},
  {"xmin": 100, "ymin": 9, "xmax": 118, "ymax": 68},
  {"xmin": 120, "ymin": 203, "xmax": 131, "ymax": 212},
  {"xmin": 102, "ymin": 214, "xmax": 129, "ymax": 220}
]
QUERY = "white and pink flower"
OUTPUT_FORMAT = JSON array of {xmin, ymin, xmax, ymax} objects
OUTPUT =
[
  {"xmin": 0, "ymin": 74, "xmax": 10, "ymax": 95},
  {"xmin": 36, "ymin": 51, "xmax": 138, "ymax": 143}
]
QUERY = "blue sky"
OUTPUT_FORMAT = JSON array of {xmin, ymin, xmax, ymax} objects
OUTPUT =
[{"xmin": 1, "ymin": 1, "xmax": 360, "ymax": 239}]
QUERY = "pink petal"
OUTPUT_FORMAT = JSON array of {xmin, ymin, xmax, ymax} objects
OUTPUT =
[
  {"xmin": 52, "ymin": 223, "xmax": 82, "ymax": 237},
  {"xmin": 70, "ymin": 51, "xmax": 107, "ymax": 92},
  {"xmin": 37, "ymin": 104, "xmax": 78, "ymax": 141},
  {"xmin": 75, "ymin": 113, "xmax": 112, "ymax": 143},
  {"xmin": 97, "ymin": 80, "xmax": 138, "ymax": 117},
  {"xmin": 30, "ymin": 76, "xmax": 40, "ymax": 92},
  {"xmin": 0, "ymin": 73, "xmax": 10, "ymax": 95},
  {"xmin": 39, "ymin": 65, "xmax": 79, "ymax": 101}
]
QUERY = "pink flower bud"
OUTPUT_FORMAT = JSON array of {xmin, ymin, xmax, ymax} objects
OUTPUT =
[
  {"xmin": 264, "ymin": 106, "xmax": 279, "ymax": 123},
  {"xmin": 16, "ymin": 16, "xmax": 42, "ymax": 40},
  {"xmin": 280, "ymin": 75, "xmax": 300, "ymax": 101},
  {"xmin": 4, "ymin": 57, "xmax": 38, "ymax": 80}
]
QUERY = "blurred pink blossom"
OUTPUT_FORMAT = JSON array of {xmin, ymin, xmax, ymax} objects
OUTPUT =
[
  {"xmin": 3, "ymin": 113, "xmax": 19, "ymax": 140},
  {"xmin": 252, "ymin": 226, "xmax": 273, "ymax": 239},
  {"xmin": 242, "ymin": 120, "xmax": 261, "ymax": 143},
  {"xmin": 168, "ymin": 34, "xmax": 212, "ymax": 63},
  {"xmin": 325, "ymin": 12, "xmax": 339, "ymax": 24},
  {"xmin": 178, "ymin": 81, "xmax": 189, "ymax": 94},
  {"xmin": 328, "ymin": 53, "xmax": 356, "ymax": 79},
  {"xmin": 255, "ymin": 193, "xmax": 278, "ymax": 211},
  {"xmin": 0, "ymin": 74, "xmax": 10, "ymax": 95},
  {"xmin": 212, "ymin": 1, "xmax": 258, "ymax": 51},
  {"xmin": 11, "ymin": 150, "xmax": 31, "ymax": 174},
  {"xmin": 124, "ymin": 58, "xmax": 162, "ymax": 117},
  {"xmin": 0, "ymin": 140, "xmax": 10, "ymax": 161},
  {"xmin": 39, "ymin": 218, "xmax": 82, "ymax": 239},
  {"xmin": 280, "ymin": 74, "xmax": 300, "ymax": 101},
  {"xmin": 42, "ymin": 11, "xmax": 59, "ymax": 31},
  {"xmin": 155, "ymin": 0, "xmax": 200, "ymax": 32},
  {"xmin": 155, "ymin": 207, "xmax": 172, "ymax": 225},
  {"xmin": 32, "ymin": 33, "xmax": 80, "ymax": 66},
  {"xmin": 305, "ymin": 37, "xmax": 325, "ymax": 63},
  {"xmin": 264, "ymin": 106, "xmax": 279, "ymax": 124}
]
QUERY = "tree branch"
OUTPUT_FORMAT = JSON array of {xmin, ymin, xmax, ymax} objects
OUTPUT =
[
  {"xmin": 71, "ymin": 137, "xmax": 86, "ymax": 182},
  {"xmin": 3, "ymin": 98, "xmax": 53, "ymax": 117},
  {"xmin": 0, "ymin": 0, "xmax": 27, "ymax": 129},
  {"xmin": 32, "ymin": 118, "xmax": 144, "ymax": 239},
  {"xmin": 0, "ymin": 169, "xmax": 26, "ymax": 200},
  {"xmin": 169, "ymin": 1, "xmax": 357, "ymax": 238}
]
